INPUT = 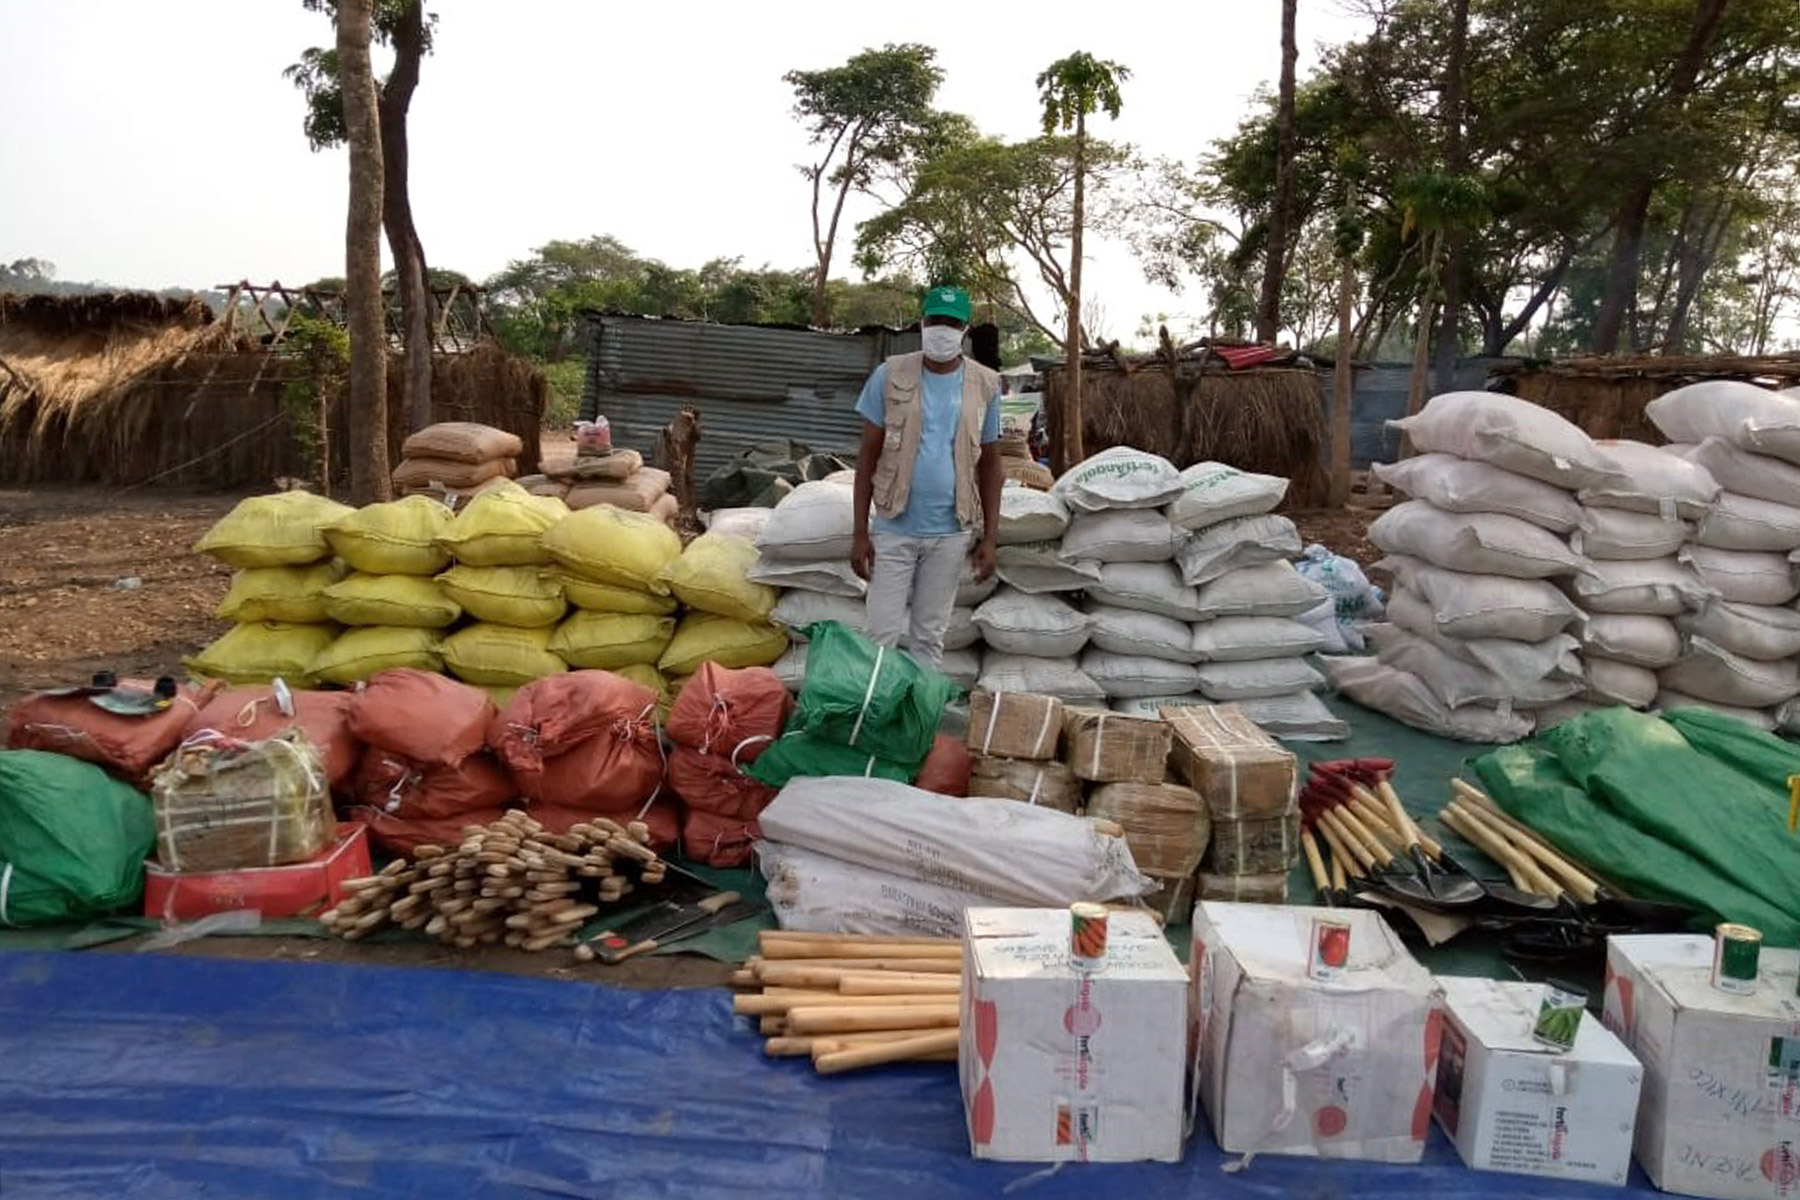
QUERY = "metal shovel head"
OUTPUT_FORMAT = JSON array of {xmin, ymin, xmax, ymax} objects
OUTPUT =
[
  {"xmin": 1433, "ymin": 845, "xmax": 1561, "ymax": 916},
  {"xmin": 1586, "ymin": 894, "xmax": 1697, "ymax": 932},
  {"xmin": 1403, "ymin": 844, "xmax": 1487, "ymax": 907}
]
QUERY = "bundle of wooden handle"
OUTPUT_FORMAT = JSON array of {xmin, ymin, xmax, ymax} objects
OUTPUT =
[
  {"xmin": 733, "ymin": 930, "xmax": 964, "ymax": 1075},
  {"xmin": 320, "ymin": 811, "xmax": 668, "ymax": 954},
  {"xmin": 1439, "ymin": 779, "xmax": 1603, "ymax": 902}
]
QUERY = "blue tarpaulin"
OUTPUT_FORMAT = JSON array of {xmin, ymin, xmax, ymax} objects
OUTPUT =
[{"xmin": 0, "ymin": 951, "xmax": 1657, "ymax": 1199}]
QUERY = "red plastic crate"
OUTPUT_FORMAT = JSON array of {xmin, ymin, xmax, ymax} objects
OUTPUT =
[{"xmin": 143, "ymin": 822, "xmax": 371, "ymax": 922}]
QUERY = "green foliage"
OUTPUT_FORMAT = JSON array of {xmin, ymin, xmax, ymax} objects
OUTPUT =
[
  {"xmin": 785, "ymin": 44, "xmax": 946, "ymax": 194},
  {"xmin": 286, "ymin": 0, "xmax": 436, "ymax": 152},
  {"xmin": 539, "ymin": 359, "xmax": 585, "ymax": 429},
  {"xmin": 1036, "ymin": 52, "xmax": 1130, "ymax": 134},
  {"xmin": 279, "ymin": 314, "xmax": 350, "ymax": 479}
]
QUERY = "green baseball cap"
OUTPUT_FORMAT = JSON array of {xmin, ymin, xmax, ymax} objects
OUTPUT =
[{"xmin": 921, "ymin": 285, "xmax": 972, "ymax": 323}]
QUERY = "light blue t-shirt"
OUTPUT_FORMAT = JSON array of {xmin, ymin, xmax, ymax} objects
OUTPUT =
[{"xmin": 855, "ymin": 362, "xmax": 1002, "ymax": 537}]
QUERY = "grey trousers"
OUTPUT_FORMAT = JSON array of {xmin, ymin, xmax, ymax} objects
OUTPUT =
[{"xmin": 865, "ymin": 529, "xmax": 970, "ymax": 672}]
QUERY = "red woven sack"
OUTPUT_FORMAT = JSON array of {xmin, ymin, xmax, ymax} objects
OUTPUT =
[
  {"xmin": 529, "ymin": 795, "xmax": 681, "ymax": 854},
  {"xmin": 667, "ymin": 745, "xmax": 777, "ymax": 820},
  {"xmin": 915, "ymin": 732, "xmax": 972, "ymax": 797},
  {"xmin": 665, "ymin": 663, "xmax": 790, "ymax": 761},
  {"xmin": 8, "ymin": 678, "xmax": 221, "ymax": 785},
  {"xmin": 184, "ymin": 687, "xmax": 361, "ymax": 790},
  {"xmin": 682, "ymin": 808, "xmax": 756, "ymax": 868},
  {"xmin": 349, "ymin": 669, "xmax": 493, "ymax": 766},
  {"xmin": 489, "ymin": 671, "xmax": 665, "ymax": 810},
  {"xmin": 353, "ymin": 747, "xmax": 517, "ymax": 821},
  {"xmin": 348, "ymin": 804, "xmax": 513, "ymax": 857}
]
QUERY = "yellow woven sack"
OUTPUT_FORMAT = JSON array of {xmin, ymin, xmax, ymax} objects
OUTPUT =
[
  {"xmin": 657, "ymin": 613, "xmax": 789, "ymax": 676},
  {"xmin": 310, "ymin": 626, "xmax": 443, "ymax": 686},
  {"xmin": 434, "ymin": 480, "xmax": 568, "ymax": 567},
  {"xmin": 542, "ymin": 505, "xmax": 681, "ymax": 593},
  {"xmin": 194, "ymin": 491, "xmax": 354, "ymax": 568},
  {"xmin": 321, "ymin": 573, "xmax": 461, "ymax": 628},
  {"xmin": 323, "ymin": 495, "xmax": 453, "ymax": 575},
  {"xmin": 216, "ymin": 561, "xmax": 347, "ymax": 624},
  {"xmin": 614, "ymin": 663, "xmax": 674, "ymax": 720},
  {"xmin": 547, "ymin": 612, "xmax": 676, "ymax": 670},
  {"xmin": 185, "ymin": 622, "xmax": 339, "ymax": 685},
  {"xmin": 436, "ymin": 565, "xmax": 567, "ymax": 627},
  {"xmin": 561, "ymin": 575, "xmax": 679, "ymax": 616},
  {"xmin": 660, "ymin": 532, "xmax": 776, "ymax": 622},
  {"xmin": 441, "ymin": 623, "xmax": 567, "ymax": 687}
]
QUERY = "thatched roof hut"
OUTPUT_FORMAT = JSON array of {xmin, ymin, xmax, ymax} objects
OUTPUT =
[
  {"xmin": 0, "ymin": 291, "xmax": 546, "ymax": 488},
  {"xmin": 1493, "ymin": 354, "xmax": 1800, "ymax": 443}
]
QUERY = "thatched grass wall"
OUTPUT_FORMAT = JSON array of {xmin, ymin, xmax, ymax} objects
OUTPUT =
[
  {"xmin": 0, "ymin": 293, "xmax": 545, "ymax": 489},
  {"xmin": 1500, "ymin": 356, "xmax": 1800, "ymax": 444},
  {"xmin": 1045, "ymin": 365, "xmax": 1331, "ymax": 506}
]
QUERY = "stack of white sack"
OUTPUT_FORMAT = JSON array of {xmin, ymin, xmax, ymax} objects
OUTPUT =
[
  {"xmin": 754, "ymin": 775, "xmax": 1155, "ymax": 937},
  {"xmin": 980, "ymin": 485, "xmax": 1097, "ymax": 700},
  {"xmin": 1357, "ymin": 392, "xmax": 1612, "ymax": 739},
  {"xmin": 1646, "ymin": 381, "xmax": 1800, "ymax": 731}
]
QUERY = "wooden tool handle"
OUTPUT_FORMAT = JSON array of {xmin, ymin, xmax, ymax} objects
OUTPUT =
[
  {"xmin": 698, "ymin": 890, "xmax": 741, "ymax": 913},
  {"xmin": 1330, "ymin": 850, "xmax": 1347, "ymax": 892},
  {"xmin": 737, "ymin": 991, "xmax": 955, "ymax": 1016},
  {"xmin": 1344, "ymin": 793, "xmax": 1405, "ymax": 849},
  {"xmin": 759, "ymin": 939, "xmax": 962, "ymax": 961},
  {"xmin": 1300, "ymin": 828, "xmax": 1330, "ymax": 893},
  {"xmin": 814, "ymin": 1029, "xmax": 961, "ymax": 1074},
  {"xmin": 785, "ymin": 1004, "xmax": 961, "ymax": 1036},
  {"xmin": 1373, "ymin": 780, "xmax": 1440, "ymax": 858},
  {"xmin": 759, "ymin": 931, "xmax": 952, "ymax": 948},
  {"xmin": 1438, "ymin": 808, "xmax": 1524, "ymax": 890},
  {"xmin": 838, "ymin": 973, "xmax": 961, "ymax": 996},
  {"xmin": 1325, "ymin": 806, "xmax": 1388, "ymax": 868},
  {"xmin": 1446, "ymin": 804, "xmax": 1560, "ymax": 897},
  {"xmin": 1316, "ymin": 817, "xmax": 1366, "ymax": 881},
  {"xmin": 1455, "ymin": 787, "xmax": 1601, "ymax": 903}
]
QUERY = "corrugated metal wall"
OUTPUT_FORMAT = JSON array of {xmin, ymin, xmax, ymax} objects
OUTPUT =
[
  {"xmin": 1349, "ymin": 357, "xmax": 1511, "ymax": 467},
  {"xmin": 581, "ymin": 315, "xmax": 920, "ymax": 481}
]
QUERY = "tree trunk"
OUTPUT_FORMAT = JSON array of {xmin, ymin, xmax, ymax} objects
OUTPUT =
[
  {"xmin": 381, "ymin": 0, "xmax": 433, "ymax": 432},
  {"xmin": 1059, "ymin": 115, "xmax": 1087, "ymax": 473},
  {"xmin": 1330, "ymin": 253, "xmax": 1355, "ymax": 508},
  {"xmin": 1590, "ymin": 0, "xmax": 1730, "ymax": 353},
  {"xmin": 1432, "ymin": 0, "xmax": 1470, "ymax": 393},
  {"xmin": 338, "ymin": 0, "xmax": 390, "ymax": 504},
  {"xmin": 1402, "ymin": 230, "xmax": 1443, "ymax": 457},
  {"xmin": 1256, "ymin": 0, "xmax": 1300, "ymax": 345}
]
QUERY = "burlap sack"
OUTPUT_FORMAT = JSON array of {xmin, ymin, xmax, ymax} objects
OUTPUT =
[
  {"xmin": 400, "ymin": 422, "xmax": 524, "ymax": 464},
  {"xmin": 567, "ymin": 467, "xmax": 673, "ymax": 513}
]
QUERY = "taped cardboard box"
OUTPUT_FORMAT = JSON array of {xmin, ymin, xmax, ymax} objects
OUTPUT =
[
  {"xmin": 1191, "ymin": 902, "xmax": 1442, "ymax": 1163},
  {"xmin": 962, "ymin": 907, "xmax": 1188, "ymax": 1162},
  {"xmin": 966, "ymin": 755, "xmax": 1082, "ymax": 813},
  {"xmin": 150, "ymin": 731, "xmax": 336, "ymax": 873},
  {"xmin": 1164, "ymin": 703, "xmax": 1297, "ymax": 820},
  {"xmin": 1435, "ymin": 977, "xmax": 1641, "ymax": 1186},
  {"xmin": 1204, "ymin": 809, "xmax": 1299, "ymax": 877},
  {"xmin": 1143, "ymin": 869, "xmax": 1196, "ymax": 925},
  {"xmin": 1197, "ymin": 870, "xmax": 1288, "ymax": 904},
  {"xmin": 1603, "ymin": 934, "xmax": 1800, "ymax": 1200},
  {"xmin": 1063, "ymin": 709, "xmax": 1170, "ymax": 784},
  {"xmin": 967, "ymin": 690, "xmax": 1063, "ymax": 760},
  {"xmin": 1085, "ymin": 781, "xmax": 1210, "ymax": 876}
]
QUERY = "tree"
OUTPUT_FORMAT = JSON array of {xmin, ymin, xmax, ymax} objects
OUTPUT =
[
  {"xmin": 784, "ymin": 44, "xmax": 946, "ymax": 327},
  {"xmin": 337, "ymin": 0, "xmax": 390, "ymax": 504},
  {"xmin": 289, "ymin": 0, "xmax": 437, "ymax": 429},
  {"xmin": 1036, "ymin": 51, "xmax": 1129, "ymax": 472},
  {"xmin": 1256, "ymin": 0, "xmax": 1299, "ymax": 345}
]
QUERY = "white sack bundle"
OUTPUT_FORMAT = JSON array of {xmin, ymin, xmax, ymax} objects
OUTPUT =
[
  {"xmin": 1374, "ymin": 453, "xmax": 1582, "ymax": 534},
  {"xmin": 938, "ymin": 647, "xmax": 982, "ymax": 689},
  {"xmin": 1384, "ymin": 588, "xmax": 1583, "ymax": 687},
  {"xmin": 772, "ymin": 643, "xmax": 807, "ymax": 692},
  {"xmin": 748, "ymin": 557, "xmax": 866, "ymax": 598},
  {"xmin": 755, "ymin": 480, "xmax": 855, "ymax": 561},
  {"xmin": 1060, "ymin": 507, "xmax": 1186, "ymax": 563},
  {"xmin": 977, "ymin": 652, "xmax": 1105, "ymax": 701},
  {"xmin": 1570, "ymin": 507, "xmax": 1691, "ymax": 561},
  {"xmin": 1579, "ymin": 440, "xmax": 1719, "ymax": 520},
  {"xmin": 995, "ymin": 540, "xmax": 1103, "ymax": 594},
  {"xmin": 1694, "ymin": 491, "xmax": 1800, "ymax": 553},
  {"xmin": 1678, "ymin": 599, "xmax": 1800, "ymax": 662},
  {"xmin": 1579, "ymin": 613, "xmax": 1683, "ymax": 669},
  {"xmin": 1570, "ymin": 556, "xmax": 1715, "ymax": 616},
  {"xmin": 1230, "ymin": 691, "xmax": 1350, "ymax": 742},
  {"xmin": 1051, "ymin": 446, "xmax": 1184, "ymax": 512},
  {"xmin": 757, "ymin": 775, "xmax": 1154, "ymax": 905},
  {"xmin": 1109, "ymin": 694, "xmax": 1207, "ymax": 717},
  {"xmin": 1586, "ymin": 658, "xmax": 1659, "ymax": 709},
  {"xmin": 955, "ymin": 561, "xmax": 1001, "ymax": 607},
  {"xmin": 1679, "ymin": 545, "xmax": 1798, "ymax": 607},
  {"xmin": 1659, "ymin": 638, "xmax": 1800, "ymax": 708},
  {"xmin": 1682, "ymin": 438, "xmax": 1800, "ymax": 507},
  {"xmin": 1369, "ymin": 500, "xmax": 1586, "ymax": 579},
  {"xmin": 1086, "ymin": 561, "xmax": 1203, "ymax": 622},
  {"xmin": 708, "ymin": 507, "xmax": 774, "ymax": 541},
  {"xmin": 1376, "ymin": 555, "xmax": 1583, "ymax": 641},
  {"xmin": 972, "ymin": 588, "xmax": 1089, "ymax": 657},
  {"xmin": 1193, "ymin": 560, "xmax": 1330, "ymax": 620},
  {"xmin": 1080, "ymin": 651, "xmax": 1206, "ymax": 699},
  {"xmin": 1189, "ymin": 616, "xmax": 1326, "ymax": 663},
  {"xmin": 1166, "ymin": 462, "xmax": 1289, "ymax": 531},
  {"xmin": 1647, "ymin": 381, "xmax": 1800, "ymax": 465},
  {"xmin": 1087, "ymin": 604, "xmax": 1203, "ymax": 663},
  {"xmin": 1389, "ymin": 391, "xmax": 1615, "ymax": 489},
  {"xmin": 1176, "ymin": 514, "xmax": 1302, "ymax": 586},
  {"xmin": 1195, "ymin": 656, "xmax": 1325, "ymax": 702},
  {"xmin": 1366, "ymin": 623, "xmax": 1582, "ymax": 709},
  {"xmin": 1322, "ymin": 656, "xmax": 1535, "ymax": 743},
  {"xmin": 1533, "ymin": 700, "xmax": 1600, "ymax": 731},
  {"xmin": 757, "ymin": 840, "xmax": 997, "ymax": 938},
  {"xmin": 995, "ymin": 488, "xmax": 1072, "ymax": 546},
  {"xmin": 771, "ymin": 590, "xmax": 867, "ymax": 633}
]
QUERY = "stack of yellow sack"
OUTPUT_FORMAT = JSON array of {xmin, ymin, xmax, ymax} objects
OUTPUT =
[
  {"xmin": 431, "ymin": 481, "xmax": 571, "ymax": 691},
  {"xmin": 189, "ymin": 491, "xmax": 355, "ymax": 684},
  {"xmin": 390, "ymin": 422, "xmax": 523, "ymax": 499},
  {"xmin": 656, "ymin": 531, "xmax": 786, "ymax": 692},
  {"xmin": 542, "ymin": 506, "xmax": 686, "ymax": 707},
  {"xmin": 310, "ymin": 495, "xmax": 460, "ymax": 685}
]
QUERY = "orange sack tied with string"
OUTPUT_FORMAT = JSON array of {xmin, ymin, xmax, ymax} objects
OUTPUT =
[{"xmin": 487, "ymin": 670, "xmax": 666, "ymax": 813}]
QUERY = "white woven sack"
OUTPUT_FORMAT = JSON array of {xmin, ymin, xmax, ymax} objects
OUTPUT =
[
  {"xmin": 1682, "ymin": 438, "xmax": 1800, "ymax": 507},
  {"xmin": 977, "ymin": 652, "xmax": 1105, "ymax": 701},
  {"xmin": 996, "ymin": 488, "xmax": 1071, "ymax": 546},
  {"xmin": 1196, "ymin": 656, "xmax": 1324, "ymax": 702},
  {"xmin": 1657, "ymin": 690, "xmax": 1778, "ymax": 732},
  {"xmin": 772, "ymin": 643, "xmax": 808, "ymax": 692},
  {"xmin": 1580, "ymin": 613, "xmax": 1682, "ymax": 669},
  {"xmin": 1579, "ymin": 440, "xmax": 1719, "ymax": 520},
  {"xmin": 748, "ymin": 557, "xmax": 866, "ymax": 598},
  {"xmin": 1321, "ymin": 656, "xmax": 1534, "ymax": 743},
  {"xmin": 1060, "ymin": 508, "xmax": 1185, "ymax": 563},
  {"xmin": 1176, "ymin": 514, "xmax": 1302, "ymax": 586},
  {"xmin": 1086, "ymin": 561, "xmax": 1203, "ymax": 621},
  {"xmin": 1659, "ymin": 638, "xmax": 1800, "ymax": 708},
  {"xmin": 1109, "ymin": 694, "xmax": 1207, "ymax": 717},
  {"xmin": 756, "ymin": 841, "xmax": 997, "ymax": 938},
  {"xmin": 972, "ymin": 589, "xmax": 1089, "ymax": 657},
  {"xmin": 771, "ymin": 590, "xmax": 867, "ymax": 634},
  {"xmin": 1694, "ymin": 491, "xmax": 1800, "ymax": 553},
  {"xmin": 955, "ymin": 560, "xmax": 1001, "ymax": 607},
  {"xmin": 1369, "ymin": 500, "xmax": 1586, "ymax": 579},
  {"xmin": 1647, "ymin": 381, "xmax": 1800, "ymax": 465},
  {"xmin": 1193, "ymin": 561, "xmax": 1329, "ymax": 620},
  {"xmin": 1533, "ymin": 700, "xmax": 1599, "ymax": 731},
  {"xmin": 708, "ymin": 507, "xmax": 773, "ymax": 541},
  {"xmin": 1079, "ymin": 651, "xmax": 1204, "ymax": 699},
  {"xmin": 1166, "ymin": 462, "xmax": 1288, "ymax": 531},
  {"xmin": 938, "ymin": 647, "xmax": 982, "ymax": 689},
  {"xmin": 1189, "ymin": 617, "xmax": 1325, "ymax": 663},
  {"xmin": 1570, "ymin": 507, "xmax": 1691, "ymax": 561},
  {"xmin": 1680, "ymin": 545, "xmax": 1797, "ymax": 606},
  {"xmin": 995, "ymin": 540, "xmax": 1102, "ymax": 594},
  {"xmin": 1390, "ymin": 391, "xmax": 1614, "ymax": 488},
  {"xmin": 1087, "ymin": 604, "xmax": 1202, "ymax": 663},
  {"xmin": 1366, "ymin": 624, "xmax": 1581, "ymax": 709},
  {"xmin": 756, "ymin": 481, "xmax": 855, "ymax": 561},
  {"xmin": 1586, "ymin": 658, "xmax": 1658, "ymax": 709},
  {"xmin": 1571, "ymin": 556, "xmax": 1716, "ymax": 616},
  {"xmin": 937, "ymin": 607, "xmax": 981, "ymax": 652},
  {"xmin": 1376, "ymin": 555, "xmax": 1582, "ymax": 641},
  {"xmin": 1051, "ymin": 446, "xmax": 1183, "ymax": 512},
  {"xmin": 1373, "ymin": 454, "xmax": 1582, "ymax": 533},
  {"xmin": 1384, "ymin": 588, "xmax": 1582, "ymax": 686},
  {"xmin": 1678, "ymin": 599, "xmax": 1800, "ymax": 662},
  {"xmin": 1230, "ymin": 691, "xmax": 1349, "ymax": 742}
]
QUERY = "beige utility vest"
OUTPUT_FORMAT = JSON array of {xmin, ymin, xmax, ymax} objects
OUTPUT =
[{"xmin": 869, "ymin": 352, "xmax": 998, "ymax": 529}]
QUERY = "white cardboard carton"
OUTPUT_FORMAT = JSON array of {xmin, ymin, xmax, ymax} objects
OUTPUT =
[
  {"xmin": 959, "ymin": 907, "xmax": 1188, "ymax": 1162},
  {"xmin": 1434, "ymin": 976, "xmax": 1642, "ymax": 1185},
  {"xmin": 1190, "ymin": 901, "xmax": 1441, "ymax": 1163},
  {"xmin": 1604, "ymin": 934, "xmax": 1800, "ymax": 1200}
]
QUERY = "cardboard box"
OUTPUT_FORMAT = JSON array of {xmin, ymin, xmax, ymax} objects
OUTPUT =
[
  {"xmin": 1604, "ymin": 934, "xmax": 1800, "ymax": 1200},
  {"xmin": 961, "ymin": 907, "xmax": 1188, "ymax": 1162},
  {"xmin": 143, "ymin": 822, "xmax": 370, "ymax": 922},
  {"xmin": 1204, "ymin": 808, "xmax": 1298, "ymax": 876},
  {"xmin": 1434, "ymin": 976, "xmax": 1642, "ymax": 1185},
  {"xmin": 967, "ymin": 691, "xmax": 1063, "ymax": 761},
  {"xmin": 1163, "ymin": 704, "xmax": 1296, "ymax": 820},
  {"xmin": 1063, "ymin": 710, "xmax": 1169, "ymax": 784},
  {"xmin": 1191, "ymin": 902, "xmax": 1442, "ymax": 1162}
]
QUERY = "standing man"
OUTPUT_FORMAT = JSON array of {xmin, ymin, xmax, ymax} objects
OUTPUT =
[{"xmin": 851, "ymin": 285, "xmax": 1003, "ymax": 671}]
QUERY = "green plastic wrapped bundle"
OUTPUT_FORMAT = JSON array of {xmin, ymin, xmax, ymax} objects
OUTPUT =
[
  {"xmin": 746, "ymin": 731, "xmax": 913, "ymax": 790},
  {"xmin": 789, "ymin": 621, "xmax": 956, "ymax": 770},
  {"xmin": 0, "ymin": 750, "xmax": 156, "ymax": 925}
]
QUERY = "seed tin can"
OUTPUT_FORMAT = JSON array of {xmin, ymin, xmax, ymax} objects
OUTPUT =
[
  {"xmin": 1308, "ymin": 917, "xmax": 1352, "ymax": 983},
  {"xmin": 1070, "ymin": 902, "xmax": 1109, "ymax": 972},
  {"xmin": 1532, "ymin": 980, "xmax": 1588, "ymax": 1051},
  {"xmin": 1714, "ymin": 923, "xmax": 1763, "ymax": 995}
]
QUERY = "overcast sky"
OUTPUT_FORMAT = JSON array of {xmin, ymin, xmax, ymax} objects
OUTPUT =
[{"xmin": 0, "ymin": 1, "xmax": 1369, "ymax": 342}]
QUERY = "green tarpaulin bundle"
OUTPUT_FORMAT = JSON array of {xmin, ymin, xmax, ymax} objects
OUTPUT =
[
  {"xmin": 1473, "ymin": 707, "xmax": 1800, "ymax": 944},
  {"xmin": 701, "ymin": 441, "xmax": 854, "ymax": 512},
  {"xmin": 0, "ymin": 750, "xmax": 156, "ymax": 925},
  {"xmin": 786, "ymin": 621, "xmax": 956, "ymax": 772},
  {"xmin": 745, "ymin": 731, "xmax": 912, "ymax": 790}
]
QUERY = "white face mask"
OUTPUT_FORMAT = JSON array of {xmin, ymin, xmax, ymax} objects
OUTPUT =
[{"xmin": 920, "ymin": 324, "xmax": 965, "ymax": 363}]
